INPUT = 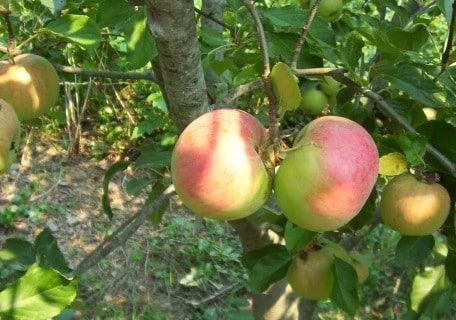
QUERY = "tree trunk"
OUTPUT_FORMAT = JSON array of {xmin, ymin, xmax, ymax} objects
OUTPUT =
[{"xmin": 145, "ymin": 2, "xmax": 300, "ymax": 319}]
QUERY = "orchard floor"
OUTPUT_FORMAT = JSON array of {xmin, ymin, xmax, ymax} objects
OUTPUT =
[{"xmin": 0, "ymin": 130, "xmax": 250, "ymax": 319}]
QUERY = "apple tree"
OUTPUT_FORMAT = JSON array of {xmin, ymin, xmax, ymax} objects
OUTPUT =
[{"xmin": 0, "ymin": 0, "xmax": 456, "ymax": 319}]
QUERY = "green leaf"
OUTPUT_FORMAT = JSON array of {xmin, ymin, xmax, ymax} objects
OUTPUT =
[
  {"xmin": 135, "ymin": 149, "xmax": 172, "ymax": 169},
  {"xmin": 342, "ymin": 32, "xmax": 364, "ymax": 72},
  {"xmin": 200, "ymin": 28, "xmax": 226, "ymax": 47},
  {"xmin": 383, "ymin": 63, "xmax": 442, "ymax": 107},
  {"xmin": 242, "ymin": 244, "xmax": 292, "ymax": 293},
  {"xmin": 40, "ymin": 0, "xmax": 66, "ymax": 14},
  {"xmin": 284, "ymin": 221, "xmax": 316, "ymax": 254},
  {"xmin": 445, "ymin": 249, "xmax": 456, "ymax": 285},
  {"xmin": 123, "ymin": 8, "xmax": 157, "ymax": 69},
  {"xmin": 395, "ymin": 132, "xmax": 427, "ymax": 166},
  {"xmin": 146, "ymin": 180, "xmax": 170, "ymax": 226},
  {"xmin": 44, "ymin": 14, "xmax": 102, "ymax": 49},
  {"xmin": 0, "ymin": 263, "xmax": 77, "ymax": 319},
  {"xmin": 436, "ymin": 0, "xmax": 453, "ymax": 24},
  {"xmin": 416, "ymin": 120, "xmax": 456, "ymax": 172},
  {"xmin": 411, "ymin": 265, "xmax": 452, "ymax": 315},
  {"xmin": 96, "ymin": 0, "xmax": 134, "ymax": 28},
  {"xmin": 102, "ymin": 160, "xmax": 131, "ymax": 220},
  {"xmin": 126, "ymin": 177, "xmax": 153, "ymax": 195},
  {"xmin": 347, "ymin": 189, "xmax": 377, "ymax": 231},
  {"xmin": 331, "ymin": 257, "xmax": 359, "ymax": 317},
  {"xmin": 0, "ymin": 238, "xmax": 35, "ymax": 267},
  {"xmin": 386, "ymin": 24, "xmax": 429, "ymax": 52},
  {"xmin": 395, "ymin": 235, "xmax": 435, "ymax": 265},
  {"xmin": 35, "ymin": 228, "xmax": 72, "ymax": 275}
]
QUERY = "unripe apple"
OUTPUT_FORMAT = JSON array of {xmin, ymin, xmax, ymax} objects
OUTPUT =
[
  {"xmin": 0, "ymin": 99, "xmax": 20, "ymax": 174},
  {"xmin": 300, "ymin": 86, "xmax": 328, "ymax": 115},
  {"xmin": 309, "ymin": 0, "xmax": 344, "ymax": 21},
  {"xmin": 380, "ymin": 174, "xmax": 451, "ymax": 236},
  {"xmin": 287, "ymin": 247, "xmax": 335, "ymax": 300},
  {"xmin": 171, "ymin": 109, "xmax": 272, "ymax": 220},
  {"xmin": 274, "ymin": 116, "xmax": 379, "ymax": 232},
  {"xmin": 0, "ymin": 53, "xmax": 60, "ymax": 121},
  {"xmin": 320, "ymin": 76, "xmax": 342, "ymax": 97}
]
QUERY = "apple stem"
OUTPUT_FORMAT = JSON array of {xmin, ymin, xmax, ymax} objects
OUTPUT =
[{"xmin": 1, "ymin": 9, "xmax": 16, "ymax": 64}]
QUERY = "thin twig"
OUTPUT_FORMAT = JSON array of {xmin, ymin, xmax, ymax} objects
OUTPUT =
[
  {"xmin": 54, "ymin": 64, "xmax": 157, "ymax": 82},
  {"xmin": 69, "ymin": 184, "xmax": 175, "ymax": 278},
  {"xmin": 291, "ymin": 0, "xmax": 321, "ymax": 70},
  {"xmin": 194, "ymin": 7, "xmax": 235, "ymax": 37},
  {"xmin": 182, "ymin": 283, "xmax": 241, "ymax": 306}
]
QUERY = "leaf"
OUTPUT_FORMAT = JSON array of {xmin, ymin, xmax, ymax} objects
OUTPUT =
[
  {"xmin": 411, "ymin": 265, "xmax": 452, "ymax": 315},
  {"xmin": 96, "ymin": 0, "xmax": 134, "ymax": 28},
  {"xmin": 395, "ymin": 132, "xmax": 427, "ymax": 166},
  {"xmin": 270, "ymin": 62, "xmax": 301, "ymax": 116},
  {"xmin": 135, "ymin": 149, "xmax": 172, "ymax": 169},
  {"xmin": 436, "ymin": 0, "xmax": 454, "ymax": 24},
  {"xmin": 284, "ymin": 221, "xmax": 316, "ymax": 254},
  {"xmin": 0, "ymin": 263, "xmax": 77, "ymax": 319},
  {"xmin": 331, "ymin": 257, "xmax": 359, "ymax": 317},
  {"xmin": 44, "ymin": 14, "xmax": 102, "ymax": 49},
  {"xmin": 40, "ymin": 0, "xmax": 66, "ymax": 14},
  {"xmin": 395, "ymin": 235, "xmax": 435, "ymax": 265},
  {"xmin": 0, "ymin": 238, "xmax": 35, "ymax": 267},
  {"xmin": 445, "ymin": 249, "xmax": 456, "ymax": 285},
  {"xmin": 126, "ymin": 177, "xmax": 153, "ymax": 195},
  {"xmin": 386, "ymin": 24, "xmax": 429, "ymax": 52},
  {"xmin": 35, "ymin": 228, "xmax": 72, "ymax": 275},
  {"xmin": 242, "ymin": 244, "xmax": 292, "ymax": 293},
  {"xmin": 102, "ymin": 160, "xmax": 131, "ymax": 220},
  {"xmin": 383, "ymin": 63, "xmax": 442, "ymax": 107},
  {"xmin": 123, "ymin": 8, "xmax": 157, "ymax": 69},
  {"xmin": 347, "ymin": 189, "xmax": 377, "ymax": 231},
  {"xmin": 379, "ymin": 152, "xmax": 408, "ymax": 176},
  {"xmin": 146, "ymin": 180, "xmax": 170, "ymax": 226},
  {"xmin": 343, "ymin": 32, "xmax": 364, "ymax": 72},
  {"xmin": 200, "ymin": 28, "xmax": 226, "ymax": 47}
]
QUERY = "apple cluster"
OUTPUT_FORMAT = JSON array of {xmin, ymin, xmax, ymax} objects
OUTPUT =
[
  {"xmin": 300, "ymin": 76, "xmax": 343, "ymax": 115},
  {"xmin": 0, "ymin": 53, "xmax": 60, "ymax": 174}
]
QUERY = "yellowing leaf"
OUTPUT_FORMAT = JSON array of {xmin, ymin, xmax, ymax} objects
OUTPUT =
[
  {"xmin": 270, "ymin": 62, "xmax": 301, "ymax": 116},
  {"xmin": 379, "ymin": 152, "xmax": 408, "ymax": 176}
]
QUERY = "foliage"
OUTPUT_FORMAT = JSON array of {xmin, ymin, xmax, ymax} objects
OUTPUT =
[{"xmin": 0, "ymin": 0, "xmax": 456, "ymax": 318}]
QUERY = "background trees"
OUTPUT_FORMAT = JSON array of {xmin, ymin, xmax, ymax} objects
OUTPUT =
[{"xmin": 0, "ymin": 0, "xmax": 455, "ymax": 319}]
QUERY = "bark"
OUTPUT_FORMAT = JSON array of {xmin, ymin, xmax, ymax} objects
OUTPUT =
[
  {"xmin": 145, "ymin": 0, "xmax": 209, "ymax": 131},
  {"xmin": 145, "ymin": 2, "xmax": 300, "ymax": 319}
]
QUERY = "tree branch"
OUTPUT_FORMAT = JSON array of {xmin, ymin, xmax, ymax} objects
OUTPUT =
[
  {"xmin": 441, "ymin": 0, "xmax": 456, "ymax": 67},
  {"xmin": 70, "ymin": 185, "xmax": 175, "ymax": 278},
  {"xmin": 54, "ymin": 64, "xmax": 158, "ymax": 82}
]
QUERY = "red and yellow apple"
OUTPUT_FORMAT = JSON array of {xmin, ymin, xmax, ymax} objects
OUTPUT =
[
  {"xmin": 171, "ymin": 109, "xmax": 272, "ymax": 220},
  {"xmin": 274, "ymin": 116, "xmax": 379, "ymax": 232},
  {"xmin": 380, "ymin": 173, "xmax": 451, "ymax": 236},
  {"xmin": 0, "ymin": 99, "xmax": 20, "ymax": 174},
  {"xmin": 0, "ymin": 53, "xmax": 60, "ymax": 121}
]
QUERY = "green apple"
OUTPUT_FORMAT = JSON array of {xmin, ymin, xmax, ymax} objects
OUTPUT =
[
  {"xmin": 380, "ymin": 174, "xmax": 451, "ymax": 236},
  {"xmin": 309, "ymin": 0, "xmax": 344, "ymax": 21},
  {"xmin": 0, "ymin": 99, "xmax": 20, "ymax": 174},
  {"xmin": 299, "ymin": 86, "xmax": 328, "ymax": 115},
  {"xmin": 287, "ymin": 247, "xmax": 335, "ymax": 300},
  {"xmin": 0, "ymin": 53, "xmax": 60, "ymax": 121},
  {"xmin": 171, "ymin": 109, "xmax": 272, "ymax": 220},
  {"xmin": 274, "ymin": 116, "xmax": 379, "ymax": 232}
]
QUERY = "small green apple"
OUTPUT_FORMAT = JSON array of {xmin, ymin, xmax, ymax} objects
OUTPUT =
[
  {"xmin": 309, "ymin": 0, "xmax": 344, "ymax": 21},
  {"xmin": 300, "ymin": 86, "xmax": 328, "ymax": 115},
  {"xmin": 0, "ymin": 99, "xmax": 20, "ymax": 174},
  {"xmin": 380, "ymin": 173, "xmax": 451, "ymax": 236}
]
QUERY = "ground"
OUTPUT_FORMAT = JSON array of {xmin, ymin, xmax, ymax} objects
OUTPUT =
[{"xmin": 0, "ymin": 129, "xmax": 248, "ymax": 319}]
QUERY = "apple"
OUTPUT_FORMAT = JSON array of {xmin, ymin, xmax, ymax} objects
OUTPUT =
[
  {"xmin": 380, "ymin": 173, "xmax": 451, "ymax": 236},
  {"xmin": 320, "ymin": 76, "xmax": 342, "ymax": 97},
  {"xmin": 274, "ymin": 116, "xmax": 379, "ymax": 232},
  {"xmin": 171, "ymin": 108, "xmax": 272, "ymax": 220},
  {"xmin": 0, "ymin": 53, "xmax": 60, "ymax": 121},
  {"xmin": 310, "ymin": 0, "xmax": 344, "ymax": 21},
  {"xmin": 0, "ymin": 99, "xmax": 20, "ymax": 174},
  {"xmin": 287, "ymin": 247, "xmax": 335, "ymax": 300},
  {"xmin": 299, "ymin": 86, "xmax": 328, "ymax": 115}
]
